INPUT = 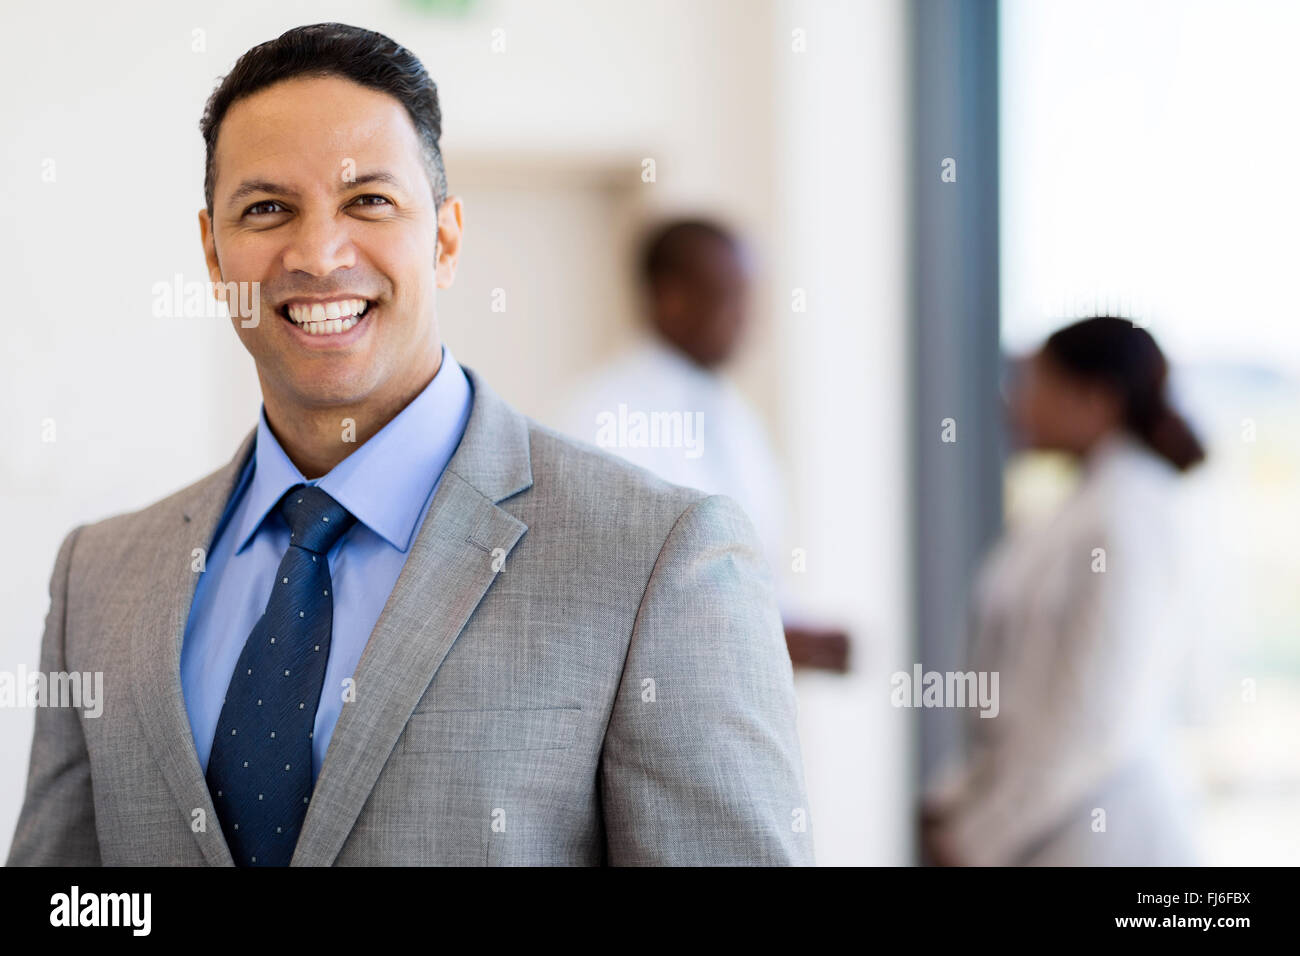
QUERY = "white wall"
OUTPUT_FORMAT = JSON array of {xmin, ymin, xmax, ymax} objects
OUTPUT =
[
  {"xmin": 773, "ymin": 0, "xmax": 912, "ymax": 866},
  {"xmin": 0, "ymin": 0, "xmax": 910, "ymax": 864}
]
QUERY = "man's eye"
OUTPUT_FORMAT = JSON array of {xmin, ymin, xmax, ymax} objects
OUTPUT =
[
  {"xmin": 245, "ymin": 200, "xmax": 284, "ymax": 216},
  {"xmin": 352, "ymin": 194, "xmax": 392, "ymax": 207}
]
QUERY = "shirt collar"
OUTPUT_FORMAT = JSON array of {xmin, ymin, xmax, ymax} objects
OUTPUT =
[{"xmin": 231, "ymin": 346, "xmax": 473, "ymax": 555}]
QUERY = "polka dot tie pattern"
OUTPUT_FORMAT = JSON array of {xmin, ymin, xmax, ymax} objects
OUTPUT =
[{"xmin": 205, "ymin": 483, "xmax": 356, "ymax": 866}]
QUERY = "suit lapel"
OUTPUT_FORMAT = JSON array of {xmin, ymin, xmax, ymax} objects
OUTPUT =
[
  {"xmin": 125, "ymin": 369, "xmax": 531, "ymax": 867},
  {"xmin": 128, "ymin": 430, "xmax": 256, "ymax": 867},
  {"xmin": 291, "ymin": 369, "xmax": 532, "ymax": 866}
]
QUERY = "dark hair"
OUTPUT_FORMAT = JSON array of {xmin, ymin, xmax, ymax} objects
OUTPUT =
[
  {"xmin": 199, "ymin": 23, "xmax": 448, "ymax": 216},
  {"xmin": 640, "ymin": 218, "xmax": 737, "ymax": 287},
  {"xmin": 1042, "ymin": 316, "xmax": 1205, "ymax": 472}
]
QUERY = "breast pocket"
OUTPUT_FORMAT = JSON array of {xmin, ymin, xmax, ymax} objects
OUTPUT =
[{"xmin": 400, "ymin": 706, "xmax": 582, "ymax": 754}]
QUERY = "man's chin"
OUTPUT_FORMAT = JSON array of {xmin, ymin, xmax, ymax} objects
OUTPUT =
[{"xmin": 276, "ymin": 371, "xmax": 384, "ymax": 412}]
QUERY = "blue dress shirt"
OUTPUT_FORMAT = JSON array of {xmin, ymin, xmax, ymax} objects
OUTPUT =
[{"xmin": 180, "ymin": 346, "xmax": 473, "ymax": 783}]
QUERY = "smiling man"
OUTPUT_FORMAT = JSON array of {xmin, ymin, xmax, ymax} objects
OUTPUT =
[{"xmin": 7, "ymin": 23, "xmax": 813, "ymax": 866}]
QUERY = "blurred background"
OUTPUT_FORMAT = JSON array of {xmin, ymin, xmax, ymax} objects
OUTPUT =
[{"xmin": 0, "ymin": 0, "xmax": 1295, "ymax": 865}]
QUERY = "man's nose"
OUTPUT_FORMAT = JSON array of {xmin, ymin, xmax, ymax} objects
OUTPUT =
[{"xmin": 281, "ymin": 214, "xmax": 358, "ymax": 275}]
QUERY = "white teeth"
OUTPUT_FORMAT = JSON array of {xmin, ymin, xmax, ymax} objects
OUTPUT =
[
  {"xmin": 284, "ymin": 298, "xmax": 368, "ymax": 323},
  {"xmin": 298, "ymin": 314, "xmax": 360, "ymax": 336},
  {"xmin": 284, "ymin": 299, "xmax": 370, "ymax": 331}
]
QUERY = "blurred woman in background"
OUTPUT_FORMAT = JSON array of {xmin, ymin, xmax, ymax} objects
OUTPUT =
[{"xmin": 921, "ymin": 316, "xmax": 1206, "ymax": 866}]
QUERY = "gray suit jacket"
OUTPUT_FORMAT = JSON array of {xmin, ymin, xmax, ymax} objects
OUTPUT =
[{"xmin": 7, "ymin": 367, "xmax": 814, "ymax": 866}]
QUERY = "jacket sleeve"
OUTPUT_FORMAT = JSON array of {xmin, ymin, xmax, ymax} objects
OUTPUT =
[
  {"xmin": 598, "ymin": 494, "xmax": 815, "ymax": 865},
  {"xmin": 6, "ymin": 525, "xmax": 102, "ymax": 866}
]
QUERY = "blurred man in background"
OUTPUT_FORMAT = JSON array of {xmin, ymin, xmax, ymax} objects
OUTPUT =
[{"xmin": 555, "ymin": 218, "xmax": 849, "ymax": 672}]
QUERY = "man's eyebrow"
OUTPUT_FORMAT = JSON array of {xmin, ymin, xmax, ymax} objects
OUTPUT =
[
  {"xmin": 226, "ymin": 179, "xmax": 299, "ymax": 208},
  {"xmin": 345, "ymin": 170, "xmax": 405, "ymax": 191},
  {"xmin": 225, "ymin": 171, "xmax": 406, "ymax": 208}
]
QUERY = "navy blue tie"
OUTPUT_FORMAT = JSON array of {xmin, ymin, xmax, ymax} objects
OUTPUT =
[{"xmin": 206, "ymin": 484, "xmax": 356, "ymax": 866}]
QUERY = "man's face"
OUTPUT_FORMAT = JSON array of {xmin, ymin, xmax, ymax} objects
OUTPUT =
[
  {"xmin": 200, "ymin": 75, "xmax": 461, "ymax": 413},
  {"xmin": 652, "ymin": 235, "xmax": 749, "ymax": 368}
]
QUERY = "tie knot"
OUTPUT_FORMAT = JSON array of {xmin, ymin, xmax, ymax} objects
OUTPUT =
[{"xmin": 277, "ymin": 484, "xmax": 356, "ymax": 554}]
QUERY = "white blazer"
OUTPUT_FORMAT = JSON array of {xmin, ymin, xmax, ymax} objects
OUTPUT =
[{"xmin": 925, "ymin": 431, "xmax": 1201, "ymax": 865}]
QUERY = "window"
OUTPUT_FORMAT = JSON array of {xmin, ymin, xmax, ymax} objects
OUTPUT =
[{"xmin": 1001, "ymin": 0, "xmax": 1300, "ymax": 864}]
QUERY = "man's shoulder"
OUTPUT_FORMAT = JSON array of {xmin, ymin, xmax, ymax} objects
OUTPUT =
[
  {"xmin": 512, "ymin": 416, "xmax": 765, "ymax": 583},
  {"xmin": 72, "ymin": 446, "xmax": 248, "ymax": 556},
  {"xmin": 517, "ymin": 416, "xmax": 769, "ymax": 558},
  {"xmin": 520, "ymin": 417, "xmax": 709, "ymax": 520}
]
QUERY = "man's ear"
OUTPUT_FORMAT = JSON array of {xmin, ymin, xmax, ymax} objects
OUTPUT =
[
  {"xmin": 198, "ymin": 208, "xmax": 225, "ymax": 301},
  {"xmin": 435, "ymin": 195, "xmax": 464, "ymax": 290}
]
